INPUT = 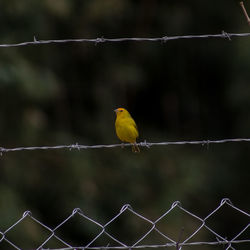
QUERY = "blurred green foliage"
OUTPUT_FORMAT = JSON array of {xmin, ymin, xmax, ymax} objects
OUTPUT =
[{"xmin": 0, "ymin": 0, "xmax": 249, "ymax": 249}]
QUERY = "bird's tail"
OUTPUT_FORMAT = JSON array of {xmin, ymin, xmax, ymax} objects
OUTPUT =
[{"xmin": 132, "ymin": 143, "xmax": 140, "ymax": 153}]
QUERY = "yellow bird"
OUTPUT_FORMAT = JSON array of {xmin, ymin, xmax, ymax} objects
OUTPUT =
[{"xmin": 114, "ymin": 108, "xmax": 140, "ymax": 153}]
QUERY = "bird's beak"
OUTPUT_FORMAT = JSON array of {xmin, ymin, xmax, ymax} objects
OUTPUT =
[{"xmin": 114, "ymin": 109, "xmax": 118, "ymax": 113}]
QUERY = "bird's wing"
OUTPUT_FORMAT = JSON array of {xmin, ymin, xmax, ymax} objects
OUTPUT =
[{"xmin": 131, "ymin": 119, "xmax": 139, "ymax": 137}]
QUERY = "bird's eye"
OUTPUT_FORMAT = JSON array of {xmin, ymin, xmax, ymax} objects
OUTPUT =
[{"xmin": 120, "ymin": 110, "xmax": 123, "ymax": 112}]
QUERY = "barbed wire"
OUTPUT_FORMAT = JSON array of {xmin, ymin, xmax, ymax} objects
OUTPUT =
[
  {"xmin": 0, "ymin": 31, "xmax": 250, "ymax": 48},
  {"xmin": 1, "ymin": 138, "xmax": 250, "ymax": 154},
  {"xmin": 0, "ymin": 198, "xmax": 249, "ymax": 250}
]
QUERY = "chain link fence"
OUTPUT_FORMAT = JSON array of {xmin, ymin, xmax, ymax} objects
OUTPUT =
[{"xmin": 0, "ymin": 198, "xmax": 249, "ymax": 250}]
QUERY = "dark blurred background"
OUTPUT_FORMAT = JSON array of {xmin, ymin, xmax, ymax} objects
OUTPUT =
[{"xmin": 0, "ymin": 0, "xmax": 249, "ymax": 249}]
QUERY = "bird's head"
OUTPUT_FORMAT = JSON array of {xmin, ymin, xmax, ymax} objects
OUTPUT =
[{"xmin": 114, "ymin": 108, "xmax": 130, "ymax": 117}]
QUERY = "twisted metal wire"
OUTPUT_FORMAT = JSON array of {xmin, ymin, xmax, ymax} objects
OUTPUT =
[
  {"xmin": 1, "ymin": 138, "xmax": 250, "ymax": 154},
  {"xmin": 0, "ymin": 199, "xmax": 249, "ymax": 250},
  {"xmin": 0, "ymin": 31, "xmax": 250, "ymax": 48}
]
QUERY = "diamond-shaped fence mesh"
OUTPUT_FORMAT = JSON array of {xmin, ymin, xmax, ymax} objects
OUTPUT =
[{"xmin": 0, "ymin": 198, "xmax": 249, "ymax": 250}]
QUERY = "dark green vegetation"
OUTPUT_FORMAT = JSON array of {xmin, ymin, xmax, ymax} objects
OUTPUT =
[{"xmin": 0, "ymin": 1, "xmax": 249, "ymax": 249}]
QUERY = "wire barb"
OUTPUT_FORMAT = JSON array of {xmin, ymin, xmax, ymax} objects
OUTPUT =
[{"xmin": 222, "ymin": 31, "xmax": 232, "ymax": 40}]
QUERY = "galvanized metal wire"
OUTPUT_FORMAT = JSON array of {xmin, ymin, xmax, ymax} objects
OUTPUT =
[
  {"xmin": 1, "ymin": 138, "xmax": 250, "ymax": 154},
  {"xmin": 0, "ymin": 199, "xmax": 249, "ymax": 250},
  {"xmin": 0, "ymin": 31, "xmax": 250, "ymax": 48}
]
